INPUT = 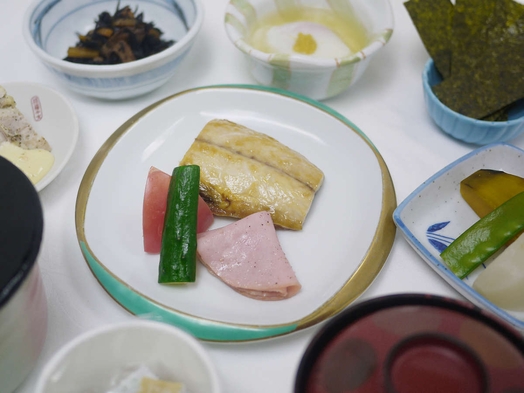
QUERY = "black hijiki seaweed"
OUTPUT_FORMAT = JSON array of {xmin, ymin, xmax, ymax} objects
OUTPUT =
[{"xmin": 64, "ymin": 1, "xmax": 175, "ymax": 65}]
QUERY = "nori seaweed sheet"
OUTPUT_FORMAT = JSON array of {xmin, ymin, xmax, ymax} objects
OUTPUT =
[
  {"xmin": 405, "ymin": 0, "xmax": 524, "ymax": 121},
  {"xmin": 404, "ymin": 0, "xmax": 454, "ymax": 79}
]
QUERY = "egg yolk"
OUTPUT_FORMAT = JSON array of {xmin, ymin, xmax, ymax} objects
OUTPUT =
[
  {"xmin": 247, "ymin": 7, "xmax": 370, "ymax": 59},
  {"xmin": 293, "ymin": 33, "xmax": 317, "ymax": 55}
]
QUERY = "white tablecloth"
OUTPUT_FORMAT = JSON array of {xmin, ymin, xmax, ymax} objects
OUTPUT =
[{"xmin": 5, "ymin": 1, "xmax": 523, "ymax": 392}]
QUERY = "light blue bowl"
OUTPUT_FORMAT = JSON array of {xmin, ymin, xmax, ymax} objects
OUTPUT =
[
  {"xmin": 422, "ymin": 59, "xmax": 524, "ymax": 145},
  {"xmin": 23, "ymin": 0, "xmax": 203, "ymax": 100}
]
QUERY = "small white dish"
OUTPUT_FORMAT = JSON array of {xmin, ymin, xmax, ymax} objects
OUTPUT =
[
  {"xmin": 1, "ymin": 82, "xmax": 79, "ymax": 192},
  {"xmin": 76, "ymin": 84, "xmax": 397, "ymax": 342},
  {"xmin": 393, "ymin": 142, "xmax": 524, "ymax": 333},
  {"xmin": 35, "ymin": 320, "xmax": 221, "ymax": 393}
]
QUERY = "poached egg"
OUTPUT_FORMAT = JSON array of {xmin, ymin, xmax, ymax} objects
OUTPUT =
[{"xmin": 254, "ymin": 21, "xmax": 353, "ymax": 58}]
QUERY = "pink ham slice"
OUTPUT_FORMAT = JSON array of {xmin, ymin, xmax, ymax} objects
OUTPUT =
[{"xmin": 197, "ymin": 211, "xmax": 301, "ymax": 300}]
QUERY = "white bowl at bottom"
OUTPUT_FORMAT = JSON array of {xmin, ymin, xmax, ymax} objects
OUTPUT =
[{"xmin": 35, "ymin": 320, "xmax": 221, "ymax": 393}]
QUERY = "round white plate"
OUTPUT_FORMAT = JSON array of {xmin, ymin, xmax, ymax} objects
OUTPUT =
[
  {"xmin": 76, "ymin": 85, "xmax": 396, "ymax": 342},
  {"xmin": 1, "ymin": 82, "xmax": 79, "ymax": 191}
]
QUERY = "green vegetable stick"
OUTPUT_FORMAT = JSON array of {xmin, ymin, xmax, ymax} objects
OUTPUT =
[
  {"xmin": 158, "ymin": 165, "xmax": 200, "ymax": 284},
  {"xmin": 441, "ymin": 191, "xmax": 524, "ymax": 279}
]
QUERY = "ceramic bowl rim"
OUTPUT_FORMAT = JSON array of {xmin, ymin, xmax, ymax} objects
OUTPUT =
[
  {"xmin": 224, "ymin": 0, "xmax": 394, "ymax": 69},
  {"xmin": 23, "ymin": 0, "xmax": 204, "ymax": 75},
  {"xmin": 34, "ymin": 319, "xmax": 221, "ymax": 393},
  {"xmin": 422, "ymin": 59, "xmax": 524, "ymax": 128}
]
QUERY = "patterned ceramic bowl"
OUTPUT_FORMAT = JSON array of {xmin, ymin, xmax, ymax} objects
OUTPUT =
[
  {"xmin": 0, "ymin": 157, "xmax": 47, "ymax": 393},
  {"xmin": 423, "ymin": 59, "xmax": 524, "ymax": 145},
  {"xmin": 23, "ymin": 0, "xmax": 204, "ymax": 100},
  {"xmin": 224, "ymin": 0, "xmax": 394, "ymax": 100},
  {"xmin": 393, "ymin": 142, "xmax": 524, "ymax": 333},
  {"xmin": 295, "ymin": 294, "xmax": 524, "ymax": 393}
]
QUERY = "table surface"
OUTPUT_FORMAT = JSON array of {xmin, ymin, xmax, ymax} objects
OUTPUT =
[{"xmin": 6, "ymin": 0, "xmax": 524, "ymax": 392}]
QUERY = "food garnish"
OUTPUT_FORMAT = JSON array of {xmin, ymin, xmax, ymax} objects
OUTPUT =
[
  {"xmin": 158, "ymin": 165, "xmax": 200, "ymax": 284},
  {"xmin": 64, "ymin": 4, "xmax": 174, "ymax": 65},
  {"xmin": 460, "ymin": 169, "xmax": 524, "ymax": 218},
  {"xmin": 138, "ymin": 377, "xmax": 186, "ymax": 393},
  {"xmin": 106, "ymin": 364, "xmax": 186, "ymax": 393},
  {"xmin": 473, "ymin": 232, "xmax": 524, "ymax": 311},
  {"xmin": 293, "ymin": 33, "xmax": 317, "ymax": 55},
  {"xmin": 440, "ymin": 191, "xmax": 524, "ymax": 279},
  {"xmin": 197, "ymin": 211, "xmax": 301, "ymax": 300},
  {"xmin": 180, "ymin": 119, "xmax": 324, "ymax": 230},
  {"xmin": 405, "ymin": 0, "xmax": 524, "ymax": 120},
  {"xmin": 143, "ymin": 166, "xmax": 214, "ymax": 254}
]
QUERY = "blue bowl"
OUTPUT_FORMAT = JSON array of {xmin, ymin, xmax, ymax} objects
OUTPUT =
[
  {"xmin": 422, "ymin": 59, "xmax": 524, "ymax": 145},
  {"xmin": 23, "ymin": 0, "xmax": 204, "ymax": 100}
]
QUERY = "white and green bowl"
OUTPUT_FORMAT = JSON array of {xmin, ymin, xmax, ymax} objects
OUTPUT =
[{"xmin": 224, "ymin": 0, "xmax": 394, "ymax": 100}]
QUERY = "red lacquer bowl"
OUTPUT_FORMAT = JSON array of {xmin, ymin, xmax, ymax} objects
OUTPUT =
[{"xmin": 295, "ymin": 294, "xmax": 524, "ymax": 393}]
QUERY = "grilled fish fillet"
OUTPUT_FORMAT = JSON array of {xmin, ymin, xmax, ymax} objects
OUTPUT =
[
  {"xmin": 180, "ymin": 119, "xmax": 324, "ymax": 230},
  {"xmin": 0, "ymin": 85, "xmax": 51, "ymax": 151}
]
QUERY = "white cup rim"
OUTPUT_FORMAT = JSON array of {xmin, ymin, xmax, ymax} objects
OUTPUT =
[{"xmin": 34, "ymin": 319, "xmax": 221, "ymax": 393}]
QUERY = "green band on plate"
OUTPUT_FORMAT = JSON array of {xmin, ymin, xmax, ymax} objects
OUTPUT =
[{"xmin": 80, "ymin": 241, "xmax": 298, "ymax": 342}]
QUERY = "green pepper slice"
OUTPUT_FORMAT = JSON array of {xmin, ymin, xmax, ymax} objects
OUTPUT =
[
  {"xmin": 440, "ymin": 191, "xmax": 524, "ymax": 279},
  {"xmin": 158, "ymin": 165, "xmax": 200, "ymax": 284}
]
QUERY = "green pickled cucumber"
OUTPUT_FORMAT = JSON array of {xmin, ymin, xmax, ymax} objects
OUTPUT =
[
  {"xmin": 441, "ymin": 191, "xmax": 524, "ymax": 279},
  {"xmin": 158, "ymin": 165, "xmax": 200, "ymax": 284}
]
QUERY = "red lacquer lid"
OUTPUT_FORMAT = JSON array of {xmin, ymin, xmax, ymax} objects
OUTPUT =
[{"xmin": 0, "ymin": 157, "xmax": 43, "ymax": 308}]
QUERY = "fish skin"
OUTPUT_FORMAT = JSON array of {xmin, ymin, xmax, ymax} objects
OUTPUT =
[
  {"xmin": 196, "ymin": 119, "xmax": 323, "ymax": 191},
  {"xmin": 197, "ymin": 211, "xmax": 301, "ymax": 301},
  {"xmin": 180, "ymin": 119, "xmax": 324, "ymax": 230},
  {"xmin": 0, "ymin": 85, "xmax": 51, "ymax": 151}
]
